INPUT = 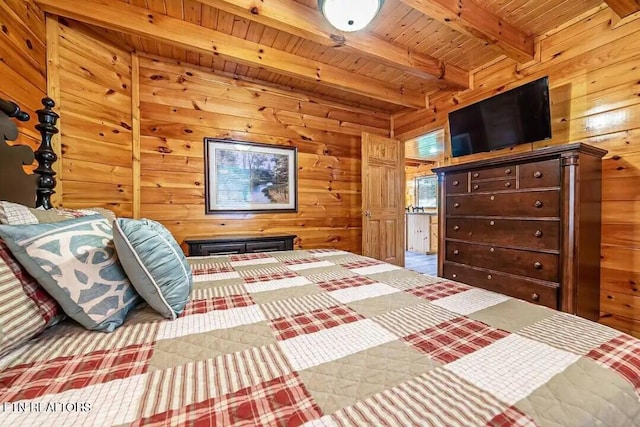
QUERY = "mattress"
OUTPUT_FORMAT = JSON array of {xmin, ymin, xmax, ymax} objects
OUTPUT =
[{"xmin": 1, "ymin": 249, "xmax": 639, "ymax": 426}]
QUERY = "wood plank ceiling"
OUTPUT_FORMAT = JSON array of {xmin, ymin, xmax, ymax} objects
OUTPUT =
[{"xmin": 38, "ymin": 0, "xmax": 609, "ymax": 113}]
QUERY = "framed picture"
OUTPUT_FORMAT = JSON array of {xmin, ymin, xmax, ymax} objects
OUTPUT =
[{"xmin": 204, "ymin": 138, "xmax": 298, "ymax": 213}]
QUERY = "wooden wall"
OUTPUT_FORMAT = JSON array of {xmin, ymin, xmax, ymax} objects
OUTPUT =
[
  {"xmin": 0, "ymin": 0, "xmax": 45, "ymax": 151},
  {"xmin": 393, "ymin": 6, "xmax": 640, "ymax": 337},
  {"xmin": 51, "ymin": 19, "xmax": 133, "ymax": 217},
  {"xmin": 137, "ymin": 56, "xmax": 389, "ymax": 252},
  {"xmin": 47, "ymin": 22, "xmax": 390, "ymax": 254}
]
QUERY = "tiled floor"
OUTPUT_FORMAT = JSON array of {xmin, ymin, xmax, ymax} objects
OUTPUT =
[{"xmin": 404, "ymin": 251, "xmax": 438, "ymax": 276}]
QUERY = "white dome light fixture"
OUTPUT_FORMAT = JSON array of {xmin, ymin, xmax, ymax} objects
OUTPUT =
[{"xmin": 318, "ymin": 0, "xmax": 385, "ymax": 32}]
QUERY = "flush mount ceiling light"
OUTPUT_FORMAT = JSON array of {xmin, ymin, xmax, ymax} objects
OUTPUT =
[{"xmin": 318, "ymin": 0, "xmax": 385, "ymax": 32}]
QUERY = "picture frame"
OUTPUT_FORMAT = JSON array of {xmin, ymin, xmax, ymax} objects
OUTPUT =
[{"xmin": 204, "ymin": 138, "xmax": 298, "ymax": 213}]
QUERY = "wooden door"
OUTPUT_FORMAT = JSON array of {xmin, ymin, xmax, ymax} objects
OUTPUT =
[{"xmin": 362, "ymin": 132, "xmax": 405, "ymax": 266}]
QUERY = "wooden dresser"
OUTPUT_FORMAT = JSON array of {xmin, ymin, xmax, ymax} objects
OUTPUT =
[{"xmin": 432, "ymin": 143, "xmax": 607, "ymax": 320}]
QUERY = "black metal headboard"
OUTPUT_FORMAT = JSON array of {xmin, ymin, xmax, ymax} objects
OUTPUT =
[{"xmin": 0, "ymin": 97, "xmax": 60, "ymax": 209}]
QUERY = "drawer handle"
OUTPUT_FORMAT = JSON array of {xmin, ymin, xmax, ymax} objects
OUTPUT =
[
  {"xmin": 489, "ymin": 247, "xmax": 495, "ymax": 253},
  {"xmin": 454, "ymin": 225, "xmax": 460, "ymax": 231},
  {"xmin": 453, "ymin": 180, "xmax": 459, "ymax": 186},
  {"xmin": 534, "ymin": 262, "xmax": 542, "ymax": 270},
  {"xmin": 534, "ymin": 230, "xmax": 543, "ymax": 238},
  {"xmin": 489, "ymin": 220, "xmax": 495, "ymax": 226},
  {"xmin": 534, "ymin": 200, "xmax": 543, "ymax": 208},
  {"xmin": 454, "ymin": 203, "xmax": 460, "ymax": 208},
  {"xmin": 505, "ymin": 168, "xmax": 512, "ymax": 175},
  {"xmin": 533, "ymin": 171, "xmax": 543, "ymax": 178},
  {"xmin": 487, "ymin": 274, "xmax": 492, "ymax": 280},
  {"xmin": 473, "ymin": 184, "xmax": 479, "ymax": 190},
  {"xmin": 504, "ymin": 182, "xmax": 512, "ymax": 188},
  {"xmin": 453, "ymin": 249, "xmax": 459, "ymax": 255},
  {"xmin": 531, "ymin": 293, "xmax": 540, "ymax": 301},
  {"xmin": 452, "ymin": 273, "xmax": 457, "ymax": 278},
  {"xmin": 473, "ymin": 173, "xmax": 479, "ymax": 178}
]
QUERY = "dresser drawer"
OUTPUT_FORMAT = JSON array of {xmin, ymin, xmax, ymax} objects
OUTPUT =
[
  {"xmin": 443, "ymin": 262, "xmax": 559, "ymax": 309},
  {"xmin": 246, "ymin": 240, "xmax": 287, "ymax": 253},
  {"xmin": 446, "ymin": 241, "xmax": 559, "ymax": 282},
  {"xmin": 447, "ymin": 190, "xmax": 560, "ymax": 217},
  {"xmin": 519, "ymin": 159, "xmax": 560, "ymax": 188},
  {"xmin": 471, "ymin": 179, "xmax": 516, "ymax": 192},
  {"xmin": 446, "ymin": 218, "xmax": 559, "ymax": 251},
  {"xmin": 470, "ymin": 165, "xmax": 515, "ymax": 180},
  {"xmin": 446, "ymin": 172, "xmax": 469, "ymax": 194},
  {"xmin": 196, "ymin": 242, "xmax": 246, "ymax": 256}
]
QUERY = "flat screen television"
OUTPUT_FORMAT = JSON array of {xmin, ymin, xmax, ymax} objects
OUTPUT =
[{"xmin": 449, "ymin": 76, "xmax": 552, "ymax": 158}]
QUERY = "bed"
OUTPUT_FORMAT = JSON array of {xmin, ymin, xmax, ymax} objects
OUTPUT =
[{"xmin": 1, "ymin": 97, "xmax": 639, "ymax": 427}]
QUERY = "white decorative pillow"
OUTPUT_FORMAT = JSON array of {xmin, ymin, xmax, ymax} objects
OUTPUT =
[
  {"xmin": 0, "ymin": 216, "xmax": 141, "ymax": 332},
  {"xmin": 0, "ymin": 201, "xmax": 116, "ymax": 225}
]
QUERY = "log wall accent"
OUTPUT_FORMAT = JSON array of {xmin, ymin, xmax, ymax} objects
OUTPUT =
[
  {"xmin": 393, "ymin": 7, "xmax": 640, "ymax": 337},
  {"xmin": 55, "ymin": 20, "xmax": 133, "ymax": 217},
  {"xmin": 0, "ymin": 0, "xmax": 46, "ymax": 152},
  {"xmin": 47, "ymin": 22, "xmax": 389, "ymax": 254},
  {"xmin": 137, "ymin": 55, "xmax": 389, "ymax": 252}
]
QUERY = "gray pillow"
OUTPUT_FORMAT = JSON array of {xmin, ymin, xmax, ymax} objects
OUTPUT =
[
  {"xmin": 0, "ymin": 216, "xmax": 140, "ymax": 332},
  {"xmin": 113, "ymin": 218, "xmax": 192, "ymax": 319}
]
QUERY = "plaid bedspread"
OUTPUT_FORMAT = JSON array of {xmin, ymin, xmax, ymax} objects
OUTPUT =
[{"xmin": 1, "ymin": 249, "xmax": 639, "ymax": 426}]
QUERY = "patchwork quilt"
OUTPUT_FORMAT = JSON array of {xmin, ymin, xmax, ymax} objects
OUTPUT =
[{"xmin": 1, "ymin": 249, "xmax": 639, "ymax": 426}]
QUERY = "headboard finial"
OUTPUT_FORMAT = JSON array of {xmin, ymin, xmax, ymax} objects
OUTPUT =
[
  {"xmin": 34, "ymin": 97, "xmax": 60, "ymax": 210},
  {"xmin": 42, "ymin": 97, "xmax": 55, "ymax": 109}
]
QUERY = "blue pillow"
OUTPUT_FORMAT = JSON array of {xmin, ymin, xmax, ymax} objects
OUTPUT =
[
  {"xmin": 113, "ymin": 218, "xmax": 192, "ymax": 319},
  {"xmin": 0, "ymin": 216, "xmax": 140, "ymax": 332}
]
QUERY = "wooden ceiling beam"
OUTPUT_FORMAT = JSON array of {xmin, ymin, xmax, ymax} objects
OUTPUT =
[
  {"xmin": 604, "ymin": 0, "xmax": 640, "ymax": 19},
  {"xmin": 196, "ymin": 0, "xmax": 469, "ymax": 89},
  {"xmin": 405, "ymin": 157, "xmax": 436, "ymax": 166},
  {"xmin": 399, "ymin": 0, "xmax": 535, "ymax": 63},
  {"xmin": 36, "ymin": 0, "xmax": 426, "ymax": 108}
]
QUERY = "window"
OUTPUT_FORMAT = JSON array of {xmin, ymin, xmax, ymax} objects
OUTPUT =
[
  {"xmin": 405, "ymin": 129, "xmax": 445, "ymax": 162},
  {"xmin": 416, "ymin": 175, "xmax": 437, "ymax": 208}
]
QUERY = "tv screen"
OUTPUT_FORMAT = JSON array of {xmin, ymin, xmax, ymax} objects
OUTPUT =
[{"xmin": 449, "ymin": 76, "xmax": 552, "ymax": 158}]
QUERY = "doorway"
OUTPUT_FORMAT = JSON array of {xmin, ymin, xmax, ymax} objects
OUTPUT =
[{"xmin": 404, "ymin": 129, "xmax": 445, "ymax": 276}]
